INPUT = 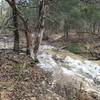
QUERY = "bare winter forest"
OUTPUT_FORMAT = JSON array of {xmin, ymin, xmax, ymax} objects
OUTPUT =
[{"xmin": 0, "ymin": 0, "xmax": 100, "ymax": 100}]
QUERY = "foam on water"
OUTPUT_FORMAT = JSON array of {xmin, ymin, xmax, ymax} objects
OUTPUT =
[
  {"xmin": 37, "ymin": 45, "xmax": 100, "ymax": 94},
  {"xmin": 64, "ymin": 56, "xmax": 100, "ymax": 82},
  {"xmin": 37, "ymin": 45, "xmax": 100, "ymax": 83}
]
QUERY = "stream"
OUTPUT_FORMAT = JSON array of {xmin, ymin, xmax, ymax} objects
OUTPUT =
[
  {"xmin": 37, "ymin": 45, "xmax": 100, "ymax": 95},
  {"xmin": 0, "ymin": 36, "xmax": 100, "ymax": 96}
]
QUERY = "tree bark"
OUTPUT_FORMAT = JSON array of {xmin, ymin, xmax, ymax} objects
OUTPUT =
[
  {"xmin": 32, "ymin": 0, "xmax": 45, "ymax": 60},
  {"xmin": 5, "ymin": 0, "xmax": 31, "ymax": 54},
  {"xmin": 17, "ymin": 14, "xmax": 31, "ymax": 55},
  {"xmin": 64, "ymin": 19, "xmax": 69, "ymax": 38},
  {"xmin": 12, "ymin": 0, "xmax": 19, "ymax": 52},
  {"xmin": 43, "ymin": 30, "xmax": 49, "ymax": 40}
]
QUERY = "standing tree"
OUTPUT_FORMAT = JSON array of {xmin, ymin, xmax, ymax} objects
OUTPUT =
[
  {"xmin": 12, "ymin": 0, "xmax": 19, "ymax": 52},
  {"xmin": 5, "ymin": 0, "xmax": 19, "ymax": 52},
  {"xmin": 5, "ymin": 0, "xmax": 47, "ymax": 60},
  {"xmin": 5, "ymin": 0, "xmax": 34, "ymax": 55},
  {"xmin": 32, "ymin": 0, "xmax": 45, "ymax": 60}
]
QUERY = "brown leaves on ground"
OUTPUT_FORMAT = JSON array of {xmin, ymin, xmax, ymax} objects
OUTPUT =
[{"xmin": 0, "ymin": 51, "xmax": 98, "ymax": 100}]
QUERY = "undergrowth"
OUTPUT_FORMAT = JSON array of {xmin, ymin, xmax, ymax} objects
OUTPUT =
[{"xmin": 67, "ymin": 43, "xmax": 81, "ymax": 54}]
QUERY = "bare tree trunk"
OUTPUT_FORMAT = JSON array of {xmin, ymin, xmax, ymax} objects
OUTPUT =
[
  {"xmin": 18, "ymin": 15, "xmax": 32, "ymax": 55},
  {"xmin": 12, "ymin": 0, "xmax": 19, "ymax": 52},
  {"xmin": 5, "ymin": 0, "xmax": 31, "ymax": 54},
  {"xmin": 22, "ymin": 20, "xmax": 31, "ymax": 55},
  {"xmin": 92, "ymin": 22, "xmax": 96, "ymax": 34},
  {"xmin": 64, "ymin": 19, "xmax": 69, "ymax": 38},
  {"xmin": 5, "ymin": 0, "xmax": 46, "ymax": 60},
  {"xmin": 43, "ymin": 31, "xmax": 49, "ymax": 40},
  {"xmin": 32, "ymin": 0, "xmax": 45, "ymax": 60}
]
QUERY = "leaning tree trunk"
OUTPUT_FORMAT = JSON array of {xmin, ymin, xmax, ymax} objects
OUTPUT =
[
  {"xmin": 31, "ymin": 0, "xmax": 45, "ymax": 60},
  {"xmin": 12, "ymin": 0, "xmax": 19, "ymax": 52}
]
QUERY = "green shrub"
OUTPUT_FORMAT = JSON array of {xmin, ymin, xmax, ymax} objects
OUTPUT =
[{"xmin": 67, "ymin": 43, "xmax": 81, "ymax": 54}]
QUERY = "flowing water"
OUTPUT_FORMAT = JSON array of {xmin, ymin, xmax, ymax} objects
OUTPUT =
[
  {"xmin": 37, "ymin": 45, "xmax": 100, "ymax": 95},
  {"xmin": 0, "ymin": 36, "xmax": 100, "ymax": 96}
]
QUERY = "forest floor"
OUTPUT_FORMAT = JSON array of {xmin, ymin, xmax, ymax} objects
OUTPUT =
[
  {"xmin": 0, "ymin": 33, "xmax": 100, "ymax": 100},
  {"xmin": 0, "ymin": 51, "xmax": 93, "ymax": 100},
  {"xmin": 1, "ymin": 51, "xmax": 99, "ymax": 100},
  {"xmin": 0, "ymin": 51, "xmax": 59, "ymax": 100}
]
